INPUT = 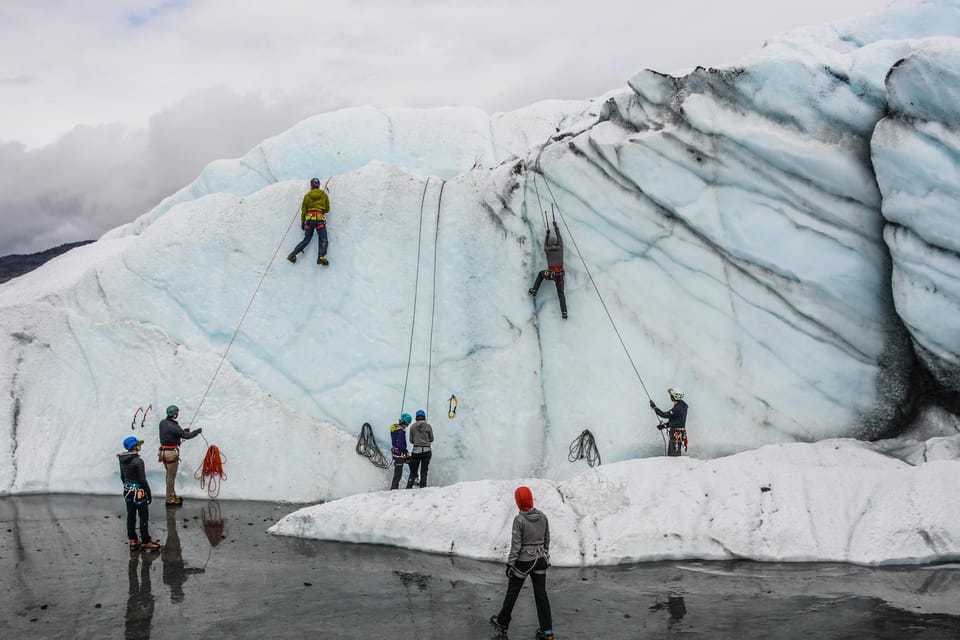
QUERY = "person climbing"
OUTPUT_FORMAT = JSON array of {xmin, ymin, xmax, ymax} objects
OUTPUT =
[
  {"xmin": 118, "ymin": 436, "xmax": 161, "ymax": 552},
  {"xmin": 158, "ymin": 405, "xmax": 202, "ymax": 506},
  {"xmin": 389, "ymin": 413, "xmax": 413, "ymax": 490},
  {"xmin": 287, "ymin": 177, "xmax": 331, "ymax": 266},
  {"xmin": 650, "ymin": 387, "xmax": 688, "ymax": 457},
  {"xmin": 490, "ymin": 486, "xmax": 554, "ymax": 640},
  {"xmin": 529, "ymin": 217, "xmax": 567, "ymax": 319},
  {"xmin": 406, "ymin": 409, "xmax": 434, "ymax": 488}
]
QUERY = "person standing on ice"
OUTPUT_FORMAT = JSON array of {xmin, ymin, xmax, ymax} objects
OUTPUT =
[
  {"xmin": 158, "ymin": 405, "xmax": 202, "ymax": 506},
  {"xmin": 650, "ymin": 387, "xmax": 688, "ymax": 456},
  {"xmin": 287, "ymin": 177, "xmax": 331, "ymax": 266},
  {"xmin": 119, "ymin": 436, "xmax": 161, "ymax": 552},
  {"xmin": 406, "ymin": 409, "xmax": 434, "ymax": 488},
  {"xmin": 528, "ymin": 217, "xmax": 567, "ymax": 319},
  {"xmin": 389, "ymin": 413, "xmax": 413, "ymax": 490},
  {"xmin": 490, "ymin": 486, "xmax": 554, "ymax": 640}
]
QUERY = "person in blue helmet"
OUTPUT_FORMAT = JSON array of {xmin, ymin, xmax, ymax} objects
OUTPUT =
[
  {"xmin": 406, "ymin": 409, "xmax": 434, "ymax": 488},
  {"xmin": 389, "ymin": 413, "xmax": 413, "ymax": 490},
  {"xmin": 287, "ymin": 177, "xmax": 331, "ymax": 266},
  {"xmin": 118, "ymin": 436, "xmax": 161, "ymax": 552}
]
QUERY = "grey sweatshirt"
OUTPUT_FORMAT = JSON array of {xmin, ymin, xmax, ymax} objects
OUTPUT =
[
  {"xmin": 409, "ymin": 420, "xmax": 434, "ymax": 448},
  {"xmin": 508, "ymin": 508, "xmax": 550, "ymax": 564},
  {"xmin": 544, "ymin": 227, "xmax": 563, "ymax": 269}
]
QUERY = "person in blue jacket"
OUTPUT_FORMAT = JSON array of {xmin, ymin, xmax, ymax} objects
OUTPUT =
[
  {"xmin": 389, "ymin": 413, "xmax": 413, "ymax": 490},
  {"xmin": 118, "ymin": 436, "xmax": 161, "ymax": 552}
]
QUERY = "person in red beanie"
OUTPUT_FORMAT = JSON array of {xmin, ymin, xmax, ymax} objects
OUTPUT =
[{"xmin": 490, "ymin": 486, "xmax": 554, "ymax": 640}]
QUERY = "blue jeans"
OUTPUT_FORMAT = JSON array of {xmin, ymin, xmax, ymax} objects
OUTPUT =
[{"xmin": 293, "ymin": 223, "xmax": 328, "ymax": 257}]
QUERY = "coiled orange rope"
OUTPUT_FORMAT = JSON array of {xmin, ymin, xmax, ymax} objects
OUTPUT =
[{"xmin": 194, "ymin": 444, "xmax": 227, "ymax": 498}]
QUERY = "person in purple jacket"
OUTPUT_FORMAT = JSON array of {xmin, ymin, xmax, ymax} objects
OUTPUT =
[{"xmin": 389, "ymin": 413, "xmax": 413, "ymax": 490}]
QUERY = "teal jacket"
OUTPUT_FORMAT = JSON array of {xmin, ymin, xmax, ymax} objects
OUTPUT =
[{"xmin": 301, "ymin": 188, "xmax": 330, "ymax": 225}]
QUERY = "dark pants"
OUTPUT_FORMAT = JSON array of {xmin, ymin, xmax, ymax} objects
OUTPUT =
[
  {"xmin": 497, "ymin": 557, "xmax": 552, "ymax": 630},
  {"xmin": 406, "ymin": 449, "xmax": 432, "ymax": 488},
  {"xmin": 531, "ymin": 269, "xmax": 567, "ymax": 315},
  {"xmin": 390, "ymin": 456, "xmax": 411, "ymax": 490},
  {"xmin": 126, "ymin": 500, "xmax": 150, "ymax": 542},
  {"xmin": 667, "ymin": 428, "xmax": 685, "ymax": 457},
  {"xmin": 292, "ymin": 223, "xmax": 328, "ymax": 257}
]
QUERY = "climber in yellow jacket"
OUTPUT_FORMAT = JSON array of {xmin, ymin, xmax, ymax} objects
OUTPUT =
[{"xmin": 288, "ymin": 177, "xmax": 331, "ymax": 266}]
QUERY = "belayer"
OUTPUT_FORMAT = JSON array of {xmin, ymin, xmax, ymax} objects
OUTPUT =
[
  {"xmin": 406, "ymin": 409, "xmax": 434, "ymax": 488},
  {"xmin": 158, "ymin": 405, "xmax": 202, "ymax": 506},
  {"xmin": 490, "ymin": 486, "xmax": 554, "ymax": 640},
  {"xmin": 650, "ymin": 387, "xmax": 688, "ymax": 456},
  {"xmin": 389, "ymin": 413, "xmax": 413, "ymax": 490},
  {"xmin": 529, "ymin": 216, "xmax": 567, "ymax": 319},
  {"xmin": 288, "ymin": 177, "xmax": 331, "ymax": 266},
  {"xmin": 118, "ymin": 436, "xmax": 161, "ymax": 552}
]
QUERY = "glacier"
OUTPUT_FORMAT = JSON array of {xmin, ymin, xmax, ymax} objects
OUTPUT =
[{"xmin": 1, "ymin": 0, "xmax": 959, "ymax": 565}]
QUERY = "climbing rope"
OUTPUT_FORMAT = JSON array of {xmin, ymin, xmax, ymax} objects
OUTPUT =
[
  {"xmin": 193, "ymin": 432, "xmax": 227, "ymax": 498},
  {"xmin": 356, "ymin": 422, "xmax": 390, "ymax": 469},
  {"xmin": 568, "ymin": 430, "xmax": 601, "ymax": 467},
  {"xmin": 200, "ymin": 500, "xmax": 227, "ymax": 548},
  {"xmin": 400, "ymin": 177, "xmax": 431, "ymax": 415},
  {"xmin": 425, "ymin": 180, "xmax": 446, "ymax": 413},
  {"xmin": 531, "ymin": 169, "xmax": 654, "ymax": 402}
]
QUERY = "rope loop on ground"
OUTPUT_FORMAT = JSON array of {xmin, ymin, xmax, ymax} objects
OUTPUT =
[
  {"xmin": 356, "ymin": 422, "xmax": 390, "ymax": 469},
  {"xmin": 568, "ymin": 429, "xmax": 601, "ymax": 467}
]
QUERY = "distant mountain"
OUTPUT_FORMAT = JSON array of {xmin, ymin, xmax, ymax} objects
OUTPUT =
[{"xmin": 0, "ymin": 241, "xmax": 94, "ymax": 283}]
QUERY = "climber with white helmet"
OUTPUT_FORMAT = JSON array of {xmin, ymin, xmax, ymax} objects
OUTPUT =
[{"xmin": 650, "ymin": 387, "xmax": 689, "ymax": 456}]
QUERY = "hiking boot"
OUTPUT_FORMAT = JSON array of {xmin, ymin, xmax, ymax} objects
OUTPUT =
[
  {"xmin": 528, "ymin": 288, "xmax": 537, "ymax": 297},
  {"xmin": 317, "ymin": 255, "xmax": 329, "ymax": 266},
  {"xmin": 536, "ymin": 629, "xmax": 554, "ymax": 640},
  {"xmin": 165, "ymin": 496, "xmax": 183, "ymax": 507},
  {"xmin": 141, "ymin": 540, "xmax": 161, "ymax": 552},
  {"xmin": 287, "ymin": 253, "xmax": 297, "ymax": 263},
  {"xmin": 129, "ymin": 539, "xmax": 141, "ymax": 551},
  {"xmin": 489, "ymin": 615, "xmax": 508, "ymax": 634}
]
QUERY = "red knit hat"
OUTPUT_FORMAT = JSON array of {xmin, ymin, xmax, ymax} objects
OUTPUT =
[{"xmin": 514, "ymin": 486, "xmax": 534, "ymax": 511}]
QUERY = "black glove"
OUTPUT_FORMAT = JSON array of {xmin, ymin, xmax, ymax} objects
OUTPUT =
[
  {"xmin": 195, "ymin": 428, "xmax": 203, "ymax": 435},
  {"xmin": 505, "ymin": 564, "xmax": 513, "ymax": 577},
  {"xmin": 657, "ymin": 424, "xmax": 665, "ymax": 431},
  {"xmin": 649, "ymin": 400, "xmax": 656, "ymax": 409}
]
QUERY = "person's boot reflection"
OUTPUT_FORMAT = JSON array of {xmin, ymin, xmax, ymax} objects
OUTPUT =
[
  {"xmin": 649, "ymin": 593, "xmax": 687, "ymax": 631},
  {"xmin": 162, "ymin": 504, "xmax": 204, "ymax": 604},
  {"xmin": 125, "ymin": 549, "xmax": 156, "ymax": 639}
]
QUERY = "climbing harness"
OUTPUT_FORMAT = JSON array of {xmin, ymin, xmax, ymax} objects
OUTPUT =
[
  {"xmin": 356, "ymin": 422, "xmax": 390, "ymax": 469},
  {"xmin": 448, "ymin": 395, "xmax": 458, "ymax": 419},
  {"xmin": 567, "ymin": 429, "xmax": 601, "ymax": 467},
  {"xmin": 123, "ymin": 481, "xmax": 147, "ymax": 505},
  {"xmin": 193, "ymin": 432, "xmax": 227, "ymax": 498},
  {"xmin": 130, "ymin": 404, "xmax": 151, "ymax": 430}
]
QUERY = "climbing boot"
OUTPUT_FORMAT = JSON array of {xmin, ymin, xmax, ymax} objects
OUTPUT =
[
  {"xmin": 317, "ymin": 255, "xmax": 329, "ymax": 266},
  {"xmin": 129, "ymin": 539, "xmax": 141, "ymax": 552},
  {"xmin": 141, "ymin": 540, "xmax": 161, "ymax": 552},
  {"xmin": 528, "ymin": 288, "xmax": 537, "ymax": 297},
  {"xmin": 536, "ymin": 629, "xmax": 554, "ymax": 640},
  {"xmin": 287, "ymin": 253, "xmax": 297, "ymax": 263},
  {"xmin": 490, "ymin": 615, "xmax": 508, "ymax": 635}
]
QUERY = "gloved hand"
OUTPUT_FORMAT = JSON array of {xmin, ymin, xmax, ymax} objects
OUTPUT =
[
  {"xmin": 147, "ymin": 497, "xmax": 152, "ymax": 505},
  {"xmin": 657, "ymin": 424, "xmax": 665, "ymax": 431},
  {"xmin": 195, "ymin": 428, "xmax": 203, "ymax": 435},
  {"xmin": 649, "ymin": 400, "xmax": 656, "ymax": 409},
  {"xmin": 504, "ymin": 564, "xmax": 513, "ymax": 578}
]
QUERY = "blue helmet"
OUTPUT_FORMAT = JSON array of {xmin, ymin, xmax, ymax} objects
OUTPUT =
[
  {"xmin": 415, "ymin": 410, "xmax": 426, "ymax": 419},
  {"xmin": 166, "ymin": 405, "xmax": 179, "ymax": 418},
  {"xmin": 400, "ymin": 413, "xmax": 413, "ymax": 425},
  {"xmin": 123, "ymin": 436, "xmax": 143, "ymax": 451},
  {"xmin": 310, "ymin": 177, "xmax": 321, "ymax": 188}
]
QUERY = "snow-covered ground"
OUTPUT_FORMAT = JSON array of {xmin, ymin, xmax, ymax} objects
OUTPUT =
[{"xmin": 270, "ymin": 439, "xmax": 960, "ymax": 566}]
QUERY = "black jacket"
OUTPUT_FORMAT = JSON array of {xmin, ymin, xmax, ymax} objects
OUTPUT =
[
  {"xmin": 654, "ymin": 400, "xmax": 688, "ymax": 429},
  {"xmin": 118, "ymin": 452, "xmax": 151, "ymax": 501},
  {"xmin": 159, "ymin": 417, "xmax": 200, "ymax": 447}
]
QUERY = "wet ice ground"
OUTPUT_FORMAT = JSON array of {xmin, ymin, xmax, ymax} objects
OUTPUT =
[{"xmin": 2, "ymin": 495, "xmax": 958, "ymax": 640}]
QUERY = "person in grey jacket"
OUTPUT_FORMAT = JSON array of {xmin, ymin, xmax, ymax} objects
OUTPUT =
[
  {"xmin": 406, "ymin": 409, "xmax": 434, "ymax": 488},
  {"xmin": 490, "ymin": 486, "xmax": 554, "ymax": 640},
  {"xmin": 529, "ymin": 219, "xmax": 567, "ymax": 319}
]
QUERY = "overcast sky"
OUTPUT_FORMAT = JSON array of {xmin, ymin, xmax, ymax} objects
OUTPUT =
[{"xmin": 0, "ymin": 0, "xmax": 890, "ymax": 256}]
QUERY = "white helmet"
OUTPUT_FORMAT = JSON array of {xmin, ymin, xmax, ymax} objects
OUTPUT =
[{"xmin": 668, "ymin": 387, "xmax": 684, "ymax": 402}]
